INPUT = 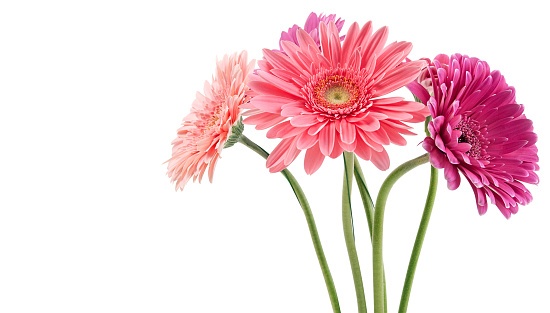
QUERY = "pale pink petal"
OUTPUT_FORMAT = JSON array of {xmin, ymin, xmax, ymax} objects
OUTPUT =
[{"xmin": 167, "ymin": 51, "xmax": 254, "ymax": 190}]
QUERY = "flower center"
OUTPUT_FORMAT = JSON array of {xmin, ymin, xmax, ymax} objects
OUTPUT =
[
  {"xmin": 198, "ymin": 105, "xmax": 223, "ymax": 136},
  {"xmin": 313, "ymin": 75, "xmax": 360, "ymax": 111},
  {"xmin": 206, "ymin": 110, "xmax": 220, "ymax": 128},
  {"xmin": 456, "ymin": 117, "xmax": 485, "ymax": 159},
  {"xmin": 303, "ymin": 69, "xmax": 371, "ymax": 118},
  {"xmin": 324, "ymin": 85, "xmax": 352, "ymax": 105}
]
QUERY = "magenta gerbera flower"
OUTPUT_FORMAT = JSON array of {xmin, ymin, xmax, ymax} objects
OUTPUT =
[
  {"xmin": 278, "ymin": 12, "xmax": 345, "ymax": 51},
  {"xmin": 243, "ymin": 21, "xmax": 429, "ymax": 174},
  {"xmin": 420, "ymin": 54, "xmax": 539, "ymax": 218},
  {"xmin": 166, "ymin": 51, "xmax": 255, "ymax": 190}
]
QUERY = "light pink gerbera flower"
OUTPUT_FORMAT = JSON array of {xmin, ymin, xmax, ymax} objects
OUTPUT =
[
  {"xmin": 243, "ymin": 21, "xmax": 429, "ymax": 174},
  {"xmin": 167, "ymin": 51, "xmax": 255, "ymax": 190},
  {"xmin": 278, "ymin": 12, "xmax": 345, "ymax": 51},
  {"xmin": 419, "ymin": 54, "xmax": 539, "ymax": 218}
]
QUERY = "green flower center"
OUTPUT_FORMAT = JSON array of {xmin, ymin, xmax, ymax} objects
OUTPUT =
[{"xmin": 324, "ymin": 85, "xmax": 352, "ymax": 105}]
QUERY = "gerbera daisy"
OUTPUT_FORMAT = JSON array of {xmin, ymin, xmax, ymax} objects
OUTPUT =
[
  {"xmin": 243, "ymin": 21, "xmax": 428, "ymax": 174},
  {"xmin": 407, "ymin": 57, "xmax": 436, "ymax": 98},
  {"xmin": 420, "ymin": 54, "xmax": 539, "ymax": 218},
  {"xmin": 166, "ymin": 51, "xmax": 255, "ymax": 190},
  {"xmin": 277, "ymin": 12, "xmax": 345, "ymax": 51}
]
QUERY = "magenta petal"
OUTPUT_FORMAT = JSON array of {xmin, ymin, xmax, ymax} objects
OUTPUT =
[
  {"xmin": 471, "ymin": 184, "xmax": 488, "ymax": 216},
  {"xmin": 303, "ymin": 12, "xmax": 318, "ymax": 32},
  {"xmin": 427, "ymin": 147, "xmax": 447, "ymax": 169},
  {"xmin": 406, "ymin": 80, "xmax": 430, "ymax": 104},
  {"xmin": 444, "ymin": 162, "xmax": 461, "ymax": 190}
]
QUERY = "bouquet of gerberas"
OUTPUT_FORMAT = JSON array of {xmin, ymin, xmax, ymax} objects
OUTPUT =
[{"xmin": 166, "ymin": 13, "xmax": 539, "ymax": 313}]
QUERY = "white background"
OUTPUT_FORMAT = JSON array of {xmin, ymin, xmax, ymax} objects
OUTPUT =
[{"xmin": 1, "ymin": 0, "xmax": 548, "ymax": 312}]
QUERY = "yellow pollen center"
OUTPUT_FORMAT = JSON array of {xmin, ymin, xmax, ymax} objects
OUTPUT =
[
  {"xmin": 202, "ymin": 107, "xmax": 222, "ymax": 134},
  {"xmin": 324, "ymin": 85, "xmax": 351, "ymax": 105},
  {"xmin": 312, "ymin": 75, "xmax": 360, "ymax": 111}
]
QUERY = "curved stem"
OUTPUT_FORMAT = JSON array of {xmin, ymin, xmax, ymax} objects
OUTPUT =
[
  {"xmin": 372, "ymin": 153, "xmax": 429, "ymax": 313},
  {"xmin": 353, "ymin": 156, "xmax": 374, "ymax": 235},
  {"xmin": 343, "ymin": 151, "xmax": 367, "ymax": 313},
  {"xmin": 353, "ymin": 158, "xmax": 387, "ymax": 313},
  {"xmin": 238, "ymin": 135, "xmax": 341, "ymax": 313},
  {"xmin": 424, "ymin": 116, "xmax": 432, "ymax": 137},
  {"xmin": 398, "ymin": 165, "xmax": 438, "ymax": 313}
]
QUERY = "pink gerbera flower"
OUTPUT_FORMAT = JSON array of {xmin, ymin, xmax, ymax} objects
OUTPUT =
[
  {"xmin": 419, "ymin": 54, "xmax": 539, "ymax": 218},
  {"xmin": 243, "ymin": 21, "xmax": 429, "ymax": 174},
  {"xmin": 278, "ymin": 12, "xmax": 345, "ymax": 51},
  {"xmin": 167, "ymin": 51, "xmax": 255, "ymax": 190}
]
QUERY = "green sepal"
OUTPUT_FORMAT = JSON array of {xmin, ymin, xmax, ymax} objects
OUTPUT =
[
  {"xmin": 223, "ymin": 117, "xmax": 244, "ymax": 149},
  {"xmin": 424, "ymin": 115, "xmax": 433, "ymax": 138}
]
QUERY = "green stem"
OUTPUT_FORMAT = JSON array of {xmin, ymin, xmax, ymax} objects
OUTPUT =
[
  {"xmin": 424, "ymin": 116, "xmax": 432, "ymax": 137},
  {"xmin": 398, "ymin": 165, "xmax": 438, "ymax": 313},
  {"xmin": 343, "ymin": 152, "xmax": 367, "ymax": 313},
  {"xmin": 238, "ymin": 135, "xmax": 341, "ymax": 313},
  {"xmin": 372, "ymin": 153, "xmax": 430, "ymax": 313},
  {"xmin": 353, "ymin": 158, "xmax": 387, "ymax": 313},
  {"xmin": 353, "ymin": 156, "xmax": 374, "ymax": 235}
]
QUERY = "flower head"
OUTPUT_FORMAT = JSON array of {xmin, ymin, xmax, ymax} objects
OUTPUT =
[
  {"xmin": 278, "ymin": 12, "xmax": 345, "ymax": 51},
  {"xmin": 243, "ymin": 21, "xmax": 428, "ymax": 174},
  {"xmin": 413, "ymin": 57, "xmax": 437, "ymax": 96},
  {"xmin": 167, "ymin": 51, "xmax": 255, "ymax": 190},
  {"xmin": 421, "ymin": 54, "xmax": 539, "ymax": 218}
]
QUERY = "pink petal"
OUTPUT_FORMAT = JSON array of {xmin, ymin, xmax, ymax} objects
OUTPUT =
[
  {"xmin": 370, "ymin": 148, "xmax": 390, "ymax": 171},
  {"xmin": 304, "ymin": 143, "xmax": 325, "ymax": 175},
  {"xmin": 248, "ymin": 79, "xmax": 301, "ymax": 100},
  {"xmin": 296, "ymin": 131, "xmax": 319, "ymax": 150},
  {"xmin": 280, "ymin": 100, "xmax": 308, "ymax": 117},
  {"xmin": 372, "ymin": 60, "xmax": 425, "ymax": 97},
  {"xmin": 355, "ymin": 137, "xmax": 373, "ymax": 161},
  {"xmin": 266, "ymin": 138, "xmax": 294, "ymax": 170},
  {"xmin": 290, "ymin": 114, "xmax": 320, "ymax": 127},
  {"xmin": 319, "ymin": 121, "xmax": 336, "ymax": 156},
  {"xmin": 250, "ymin": 95, "xmax": 292, "ymax": 114},
  {"xmin": 339, "ymin": 118, "xmax": 356, "ymax": 144}
]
